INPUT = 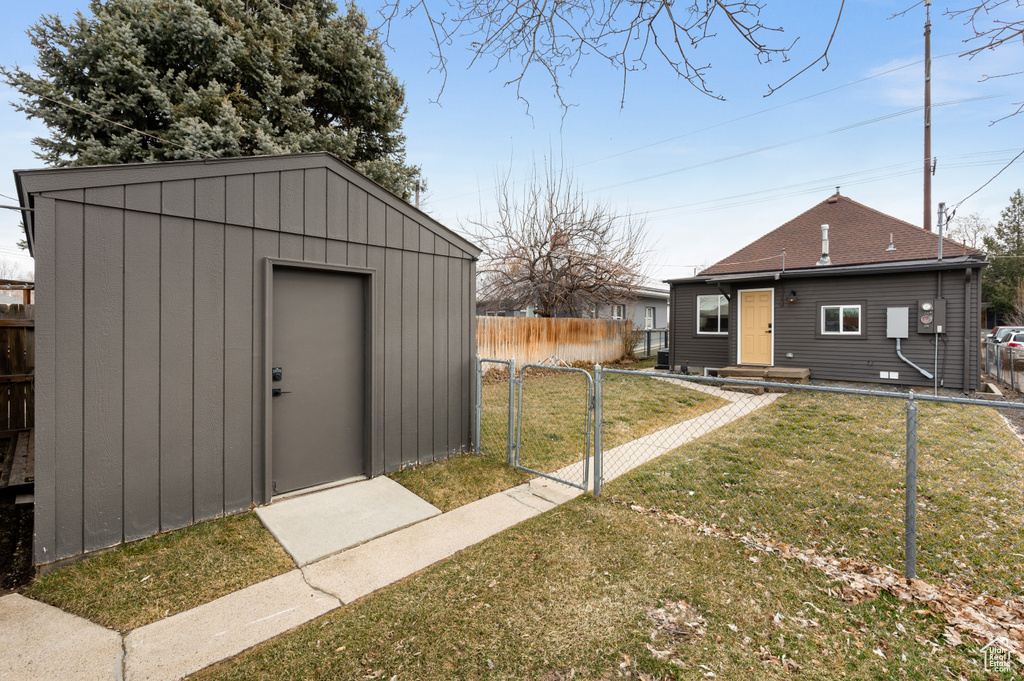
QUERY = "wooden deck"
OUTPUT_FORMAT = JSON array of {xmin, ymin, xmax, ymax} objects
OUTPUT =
[{"xmin": 0, "ymin": 429, "xmax": 34, "ymax": 489}]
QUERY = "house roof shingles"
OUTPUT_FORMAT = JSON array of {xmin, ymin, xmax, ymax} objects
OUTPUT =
[{"xmin": 699, "ymin": 193, "xmax": 984, "ymax": 277}]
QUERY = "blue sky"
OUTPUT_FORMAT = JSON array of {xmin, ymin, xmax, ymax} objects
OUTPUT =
[{"xmin": 1, "ymin": 0, "xmax": 1021, "ymax": 282}]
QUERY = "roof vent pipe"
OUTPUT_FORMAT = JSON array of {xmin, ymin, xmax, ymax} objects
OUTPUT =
[{"xmin": 817, "ymin": 224, "xmax": 831, "ymax": 266}]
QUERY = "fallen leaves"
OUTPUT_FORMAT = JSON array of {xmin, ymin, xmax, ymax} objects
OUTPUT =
[{"xmin": 628, "ymin": 503, "xmax": 1024, "ymax": 664}]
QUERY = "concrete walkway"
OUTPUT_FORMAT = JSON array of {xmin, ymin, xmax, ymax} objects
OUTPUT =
[{"xmin": 0, "ymin": 381, "xmax": 770, "ymax": 681}]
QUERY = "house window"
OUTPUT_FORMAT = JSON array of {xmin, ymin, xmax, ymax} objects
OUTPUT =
[
  {"xmin": 644, "ymin": 307, "xmax": 655, "ymax": 329},
  {"xmin": 697, "ymin": 295, "xmax": 729, "ymax": 334},
  {"xmin": 821, "ymin": 305, "xmax": 861, "ymax": 335},
  {"xmin": 612, "ymin": 304, "xmax": 625, "ymax": 320}
]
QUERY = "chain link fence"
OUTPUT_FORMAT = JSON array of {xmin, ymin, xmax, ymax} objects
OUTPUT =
[
  {"xmin": 475, "ymin": 358, "xmax": 1024, "ymax": 597},
  {"xmin": 984, "ymin": 341, "xmax": 1024, "ymax": 391},
  {"xmin": 597, "ymin": 371, "xmax": 1024, "ymax": 599}
]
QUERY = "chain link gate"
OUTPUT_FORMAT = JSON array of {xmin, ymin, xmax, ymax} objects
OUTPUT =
[{"xmin": 515, "ymin": 364, "xmax": 594, "ymax": 490}]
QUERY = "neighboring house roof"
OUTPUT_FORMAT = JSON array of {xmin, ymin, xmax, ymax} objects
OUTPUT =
[
  {"xmin": 696, "ymin": 192, "xmax": 984, "ymax": 277},
  {"xmin": 634, "ymin": 285, "xmax": 670, "ymax": 300}
]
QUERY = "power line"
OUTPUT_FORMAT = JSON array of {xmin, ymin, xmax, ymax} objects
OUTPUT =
[
  {"xmin": 948, "ymin": 147, "xmax": 1024, "ymax": 220},
  {"xmin": 632, "ymin": 150, "xmax": 1017, "ymax": 222},
  {"xmin": 430, "ymin": 51, "xmax": 968, "ymax": 205},
  {"xmin": 591, "ymin": 94, "xmax": 1003, "ymax": 193},
  {"xmin": 9, "ymin": 84, "xmax": 217, "ymax": 160}
]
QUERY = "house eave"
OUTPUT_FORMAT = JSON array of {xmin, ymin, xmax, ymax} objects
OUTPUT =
[{"xmin": 666, "ymin": 256, "xmax": 986, "ymax": 285}]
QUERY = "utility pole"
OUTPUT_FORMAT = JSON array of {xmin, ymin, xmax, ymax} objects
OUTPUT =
[{"xmin": 924, "ymin": 0, "xmax": 933, "ymax": 232}]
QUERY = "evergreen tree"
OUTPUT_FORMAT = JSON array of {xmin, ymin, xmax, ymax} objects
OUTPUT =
[
  {"xmin": 982, "ymin": 189, "xmax": 1024, "ymax": 314},
  {"xmin": 2, "ymin": 0, "xmax": 419, "ymax": 199}
]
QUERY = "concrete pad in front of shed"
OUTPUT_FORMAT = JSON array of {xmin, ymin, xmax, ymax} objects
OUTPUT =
[
  {"xmin": 303, "ymin": 489, "xmax": 551, "ymax": 604},
  {"xmin": 256, "ymin": 477, "xmax": 442, "ymax": 566},
  {"xmin": 124, "ymin": 570, "xmax": 337, "ymax": 681},
  {"xmin": 0, "ymin": 593, "xmax": 122, "ymax": 681}
]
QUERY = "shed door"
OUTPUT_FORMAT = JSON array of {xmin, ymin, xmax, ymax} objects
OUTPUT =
[
  {"xmin": 739, "ymin": 289, "xmax": 773, "ymax": 365},
  {"xmin": 271, "ymin": 267, "xmax": 366, "ymax": 494}
]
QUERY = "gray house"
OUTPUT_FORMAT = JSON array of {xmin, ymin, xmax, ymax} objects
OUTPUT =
[
  {"xmin": 16, "ymin": 152, "xmax": 480, "ymax": 565},
  {"xmin": 669, "ymin": 192, "xmax": 986, "ymax": 391},
  {"xmin": 603, "ymin": 285, "xmax": 670, "ymax": 330}
]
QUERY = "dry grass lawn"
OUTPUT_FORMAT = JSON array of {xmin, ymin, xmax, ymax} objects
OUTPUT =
[{"xmin": 24, "ymin": 512, "xmax": 294, "ymax": 632}]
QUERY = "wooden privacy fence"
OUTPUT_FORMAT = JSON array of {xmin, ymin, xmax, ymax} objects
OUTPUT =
[
  {"xmin": 0, "ymin": 304, "xmax": 34, "ymax": 489},
  {"xmin": 477, "ymin": 317, "xmax": 631, "ymax": 368}
]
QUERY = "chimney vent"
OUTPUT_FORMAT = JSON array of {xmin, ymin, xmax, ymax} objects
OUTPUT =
[{"xmin": 817, "ymin": 224, "xmax": 831, "ymax": 266}]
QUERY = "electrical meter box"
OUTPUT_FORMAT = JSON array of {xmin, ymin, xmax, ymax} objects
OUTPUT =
[
  {"xmin": 887, "ymin": 307, "xmax": 909, "ymax": 339},
  {"xmin": 917, "ymin": 299, "xmax": 947, "ymax": 334}
]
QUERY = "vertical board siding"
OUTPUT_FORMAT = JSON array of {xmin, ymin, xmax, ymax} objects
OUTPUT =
[
  {"xmin": 401, "ymin": 251, "xmax": 418, "ymax": 467},
  {"xmin": 224, "ymin": 225, "xmax": 254, "ymax": 513},
  {"xmin": 447, "ymin": 259, "xmax": 461, "ymax": 453},
  {"xmin": 160, "ymin": 216, "xmax": 195, "ymax": 531},
  {"xmin": 192, "ymin": 221, "xmax": 226, "ymax": 522},
  {"xmin": 326, "ymin": 171, "xmax": 347, "ymax": 241},
  {"xmin": 54, "ymin": 200, "xmax": 85, "ymax": 558},
  {"xmin": 280, "ymin": 170, "xmax": 304, "ymax": 234},
  {"xmin": 253, "ymin": 173, "xmax": 280, "ymax": 231},
  {"xmin": 476, "ymin": 317, "xmax": 631, "ymax": 368},
  {"xmin": 383, "ymin": 249, "xmax": 402, "ymax": 471},
  {"xmin": 432, "ymin": 255, "xmax": 448, "ymax": 460},
  {"xmin": 348, "ymin": 185, "xmax": 368, "ymax": 245},
  {"xmin": 32, "ymin": 158, "xmax": 480, "ymax": 563},
  {"xmin": 33, "ymin": 198, "xmax": 57, "ymax": 563},
  {"xmin": 303, "ymin": 237, "xmax": 327, "ymax": 263},
  {"xmin": 252, "ymin": 229, "xmax": 280, "ymax": 503},
  {"xmin": 83, "ymin": 203, "xmax": 124, "ymax": 552},
  {"xmin": 366, "ymin": 246, "xmax": 386, "ymax": 476},
  {"xmin": 196, "ymin": 178, "xmax": 225, "ymax": 223},
  {"xmin": 162, "ymin": 180, "xmax": 194, "ymax": 218},
  {"xmin": 304, "ymin": 168, "xmax": 327, "ymax": 237},
  {"xmin": 225, "ymin": 175, "xmax": 254, "ymax": 227},
  {"xmin": 417, "ymin": 253, "xmax": 433, "ymax": 461},
  {"xmin": 280, "ymin": 233, "xmax": 303, "ymax": 261},
  {"xmin": 123, "ymin": 211, "xmax": 161, "ymax": 541}
]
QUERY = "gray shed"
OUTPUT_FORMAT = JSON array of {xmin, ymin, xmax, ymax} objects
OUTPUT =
[{"xmin": 15, "ymin": 152, "xmax": 481, "ymax": 565}]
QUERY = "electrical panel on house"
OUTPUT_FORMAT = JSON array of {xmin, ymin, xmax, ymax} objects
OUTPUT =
[
  {"xmin": 887, "ymin": 307, "xmax": 909, "ymax": 339},
  {"xmin": 917, "ymin": 299, "xmax": 946, "ymax": 334}
]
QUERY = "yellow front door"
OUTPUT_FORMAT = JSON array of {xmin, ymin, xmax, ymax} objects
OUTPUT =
[{"xmin": 740, "ymin": 290, "xmax": 773, "ymax": 365}]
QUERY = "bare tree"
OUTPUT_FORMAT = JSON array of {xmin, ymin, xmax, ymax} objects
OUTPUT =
[
  {"xmin": 947, "ymin": 0, "xmax": 1024, "ymax": 121},
  {"xmin": 945, "ymin": 211, "xmax": 994, "ymax": 250},
  {"xmin": 469, "ymin": 157, "xmax": 651, "ymax": 318},
  {"xmin": 378, "ymin": 0, "xmax": 846, "ymax": 109}
]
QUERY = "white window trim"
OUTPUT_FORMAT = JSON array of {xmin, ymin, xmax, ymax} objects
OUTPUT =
[
  {"xmin": 611, "ymin": 304, "xmax": 625, "ymax": 320},
  {"xmin": 821, "ymin": 304, "xmax": 862, "ymax": 335},
  {"xmin": 697, "ymin": 294, "xmax": 729, "ymax": 335},
  {"xmin": 644, "ymin": 306, "xmax": 655, "ymax": 329}
]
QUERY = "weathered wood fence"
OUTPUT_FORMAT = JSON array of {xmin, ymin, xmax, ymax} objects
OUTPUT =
[
  {"xmin": 0, "ymin": 304, "xmax": 34, "ymax": 488},
  {"xmin": 476, "ymin": 316, "xmax": 631, "ymax": 368}
]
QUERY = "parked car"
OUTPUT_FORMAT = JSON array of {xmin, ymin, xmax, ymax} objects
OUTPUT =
[
  {"xmin": 988, "ymin": 326, "xmax": 1024, "ymax": 343},
  {"xmin": 1006, "ymin": 333, "xmax": 1024, "ymax": 348}
]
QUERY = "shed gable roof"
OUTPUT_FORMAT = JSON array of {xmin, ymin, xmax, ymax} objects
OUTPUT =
[
  {"xmin": 15, "ymin": 152, "xmax": 481, "ymax": 259},
  {"xmin": 699, "ymin": 193, "xmax": 983, "ymax": 276}
]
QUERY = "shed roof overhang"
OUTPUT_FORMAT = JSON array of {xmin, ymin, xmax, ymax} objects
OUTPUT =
[{"xmin": 14, "ymin": 152, "xmax": 482, "ymax": 259}]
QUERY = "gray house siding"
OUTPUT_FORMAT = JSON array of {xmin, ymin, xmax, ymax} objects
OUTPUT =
[
  {"xmin": 22, "ymin": 154, "xmax": 479, "ymax": 564},
  {"xmin": 671, "ymin": 267, "xmax": 981, "ymax": 391},
  {"xmin": 668, "ymin": 282, "xmax": 730, "ymax": 371}
]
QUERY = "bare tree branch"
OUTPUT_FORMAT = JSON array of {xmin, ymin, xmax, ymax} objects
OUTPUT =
[
  {"xmin": 377, "ymin": 1, "xmax": 846, "ymax": 109},
  {"xmin": 468, "ymin": 155, "xmax": 653, "ymax": 318}
]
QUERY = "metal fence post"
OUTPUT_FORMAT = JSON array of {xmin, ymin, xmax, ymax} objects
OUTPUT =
[
  {"xmin": 474, "ymin": 355, "xmax": 482, "ymax": 456},
  {"xmin": 905, "ymin": 391, "xmax": 918, "ymax": 580},
  {"xmin": 593, "ymin": 364, "xmax": 603, "ymax": 498},
  {"xmin": 507, "ymin": 359, "xmax": 516, "ymax": 467}
]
